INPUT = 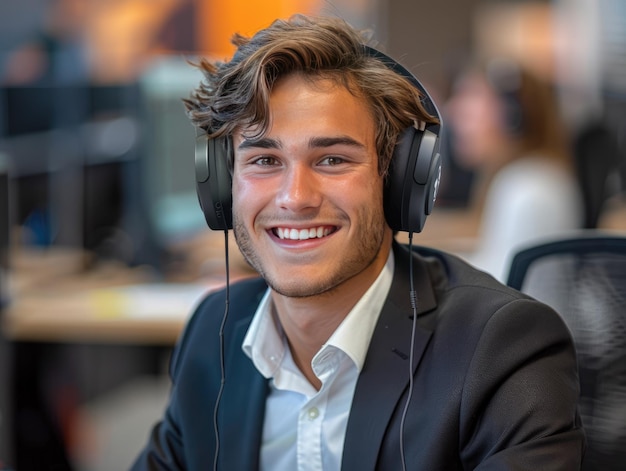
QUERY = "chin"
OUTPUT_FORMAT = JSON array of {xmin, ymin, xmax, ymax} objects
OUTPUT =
[
  {"xmin": 268, "ymin": 279, "xmax": 329, "ymax": 299},
  {"xmin": 265, "ymin": 271, "xmax": 342, "ymax": 299}
]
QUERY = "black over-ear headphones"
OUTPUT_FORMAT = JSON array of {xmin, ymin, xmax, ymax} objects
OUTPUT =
[{"xmin": 195, "ymin": 45, "xmax": 442, "ymax": 233}]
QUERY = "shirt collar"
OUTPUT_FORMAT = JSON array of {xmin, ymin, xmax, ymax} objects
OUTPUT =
[
  {"xmin": 242, "ymin": 250, "xmax": 395, "ymax": 377},
  {"xmin": 322, "ymin": 252, "xmax": 394, "ymax": 371},
  {"xmin": 242, "ymin": 289, "xmax": 284, "ymax": 378}
]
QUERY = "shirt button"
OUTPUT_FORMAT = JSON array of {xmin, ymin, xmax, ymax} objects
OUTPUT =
[{"xmin": 307, "ymin": 407, "xmax": 320, "ymax": 420}]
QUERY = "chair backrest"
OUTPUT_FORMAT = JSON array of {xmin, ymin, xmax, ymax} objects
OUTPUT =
[{"xmin": 507, "ymin": 233, "xmax": 626, "ymax": 471}]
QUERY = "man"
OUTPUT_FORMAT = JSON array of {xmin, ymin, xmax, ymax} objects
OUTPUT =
[{"xmin": 131, "ymin": 14, "xmax": 584, "ymax": 470}]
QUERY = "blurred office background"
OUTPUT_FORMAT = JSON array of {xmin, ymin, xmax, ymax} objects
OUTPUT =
[{"xmin": 0, "ymin": 0, "xmax": 625, "ymax": 470}]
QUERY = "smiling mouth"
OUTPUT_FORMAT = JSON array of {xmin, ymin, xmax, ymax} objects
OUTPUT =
[{"xmin": 273, "ymin": 226, "xmax": 337, "ymax": 240}]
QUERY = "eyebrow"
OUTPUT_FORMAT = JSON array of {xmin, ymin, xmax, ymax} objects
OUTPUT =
[
  {"xmin": 237, "ymin": 135, "xmax": 365, "ymax": 151},
  {"xmin": 309, "ymin": 136, "xmax": 365, "ymax": 149},
  {"xmin": 237, "ymin": 137, "xmax": 281, "ymax": 150}
]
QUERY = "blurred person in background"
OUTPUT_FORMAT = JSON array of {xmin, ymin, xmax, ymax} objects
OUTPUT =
[
  {"xmin": 445, "ymin": 57, "xmax": 584, "ymax": 282},
  {"xmin": 0, "ymin": 0, "xmax": 89, "ymax": 86}
]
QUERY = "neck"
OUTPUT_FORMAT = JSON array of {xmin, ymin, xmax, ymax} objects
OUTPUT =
[{"xmin": 271, "ymin": 231, "xmax": 392, "ymax": 388}]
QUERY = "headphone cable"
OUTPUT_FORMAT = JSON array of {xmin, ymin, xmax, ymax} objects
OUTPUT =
[
  {"xmin": 213, "ymin": 229, "xmax": 230, "ymax": 471},
  {"xmin": 399, "ymin": 231, "xmax": 418, "ymax": 471}
]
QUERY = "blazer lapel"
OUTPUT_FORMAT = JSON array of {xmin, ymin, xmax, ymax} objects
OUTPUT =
[
  {"xmin": 342, "ymin": 243, "xmax": 437, "ymax": 471},
  {"xmin": 219, "ymin": 312, "xmax": 269, "ymax": 470}
]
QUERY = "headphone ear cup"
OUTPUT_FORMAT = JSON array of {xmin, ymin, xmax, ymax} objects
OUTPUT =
[
  {"xmin": 425, "ymin": 152, "xmax": 442, "ymax": 215},
  {"xmin": 195, "ymin": 133, "xmax": 233, "ymax": 230},
  {"xmin": 384, "ymin": 127, "xmax": 441, "ymax": 233}
]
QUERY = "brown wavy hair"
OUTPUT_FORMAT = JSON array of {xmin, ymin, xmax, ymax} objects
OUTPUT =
[{"xmin": 183, "ymin": 14, "xmax": 438, "ymax": 176}]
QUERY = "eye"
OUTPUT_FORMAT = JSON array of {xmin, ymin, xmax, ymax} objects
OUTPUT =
[
  {"xmin": 253, "ymin": 156, "xmax": 279, "ymax": 166},
  {"xmin": 319, "ymin": 156, "xmax": 345, "ymax": 166}
]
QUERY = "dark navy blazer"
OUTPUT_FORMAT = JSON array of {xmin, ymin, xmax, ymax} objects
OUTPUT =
[{"xmin": 131, "ymin": 243, "xmax": 585, "ymax": 470}]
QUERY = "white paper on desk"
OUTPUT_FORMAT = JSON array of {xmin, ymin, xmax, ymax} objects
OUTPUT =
[{"xmin": 90, "ymin": 283, "xmax": 215, "ymax": 320}]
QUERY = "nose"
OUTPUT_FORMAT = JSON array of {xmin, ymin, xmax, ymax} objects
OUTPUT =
[{"xmin": 275, "ymin": 164, "xmax": 322, "ymax": 212}]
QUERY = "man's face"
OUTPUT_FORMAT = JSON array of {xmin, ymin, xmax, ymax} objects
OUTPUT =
[{"xmin": 232, "ymin": 73, "xmax": 391, "ymax": 298}]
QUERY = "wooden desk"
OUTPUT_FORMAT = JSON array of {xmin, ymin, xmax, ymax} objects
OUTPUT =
[
  {"xmin": 4, "ymin": 287, "xmax": 191, "ymax": 345},
  {"xmin": 598, "ymin": 195, "xmax": 626, "ymax": 233},
  {"xmin": 1, "ymin": 247, "xmax": 226, "ymax": 345},
  {"xmin": 395, "ymin": 207, "xmax": 480, "ymax": 256}
]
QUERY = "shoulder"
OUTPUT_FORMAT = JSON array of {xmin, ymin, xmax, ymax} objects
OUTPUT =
[
  {"xmin": 406, "ymin": 243, "xmax": 521, "ymax": 300},
  {"xmin": 170, "ymin": 277, "xmax": 267, "ymax": 371},
  {"xmin": 398, "ymin": 243, "xmax": 568, "ymax": 335},
  {"xmin": 185, "ymin": 276, "xmax": 267, "ymax": 335},
  {"xmin": 193, "ymin": 277, "xmax": 268, "ymax": 320}
]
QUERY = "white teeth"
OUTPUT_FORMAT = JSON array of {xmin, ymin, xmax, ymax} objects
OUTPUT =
[{"xmin": 276, "ymin": 226, "xmax": 332, "ymax": 240}]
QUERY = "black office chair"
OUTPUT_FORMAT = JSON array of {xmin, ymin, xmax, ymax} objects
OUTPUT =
[{"xmin": 507, "ymin": 232, "xmax": 626, "ymax": 471}]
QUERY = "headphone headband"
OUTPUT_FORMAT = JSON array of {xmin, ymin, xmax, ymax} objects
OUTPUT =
[{"xmin": 362, "ymin": 45, "xmax": 442, "ymax": 132}]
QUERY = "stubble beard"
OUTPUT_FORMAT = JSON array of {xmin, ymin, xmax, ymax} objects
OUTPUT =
[{"xmin": 233, "ymin": 206, "xmax": 387, "ymax": 299}]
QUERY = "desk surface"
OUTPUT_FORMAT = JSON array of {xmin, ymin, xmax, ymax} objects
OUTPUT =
[{"xmin": 1, "ymin": 247, "xmax": 230, "ymax": 345}]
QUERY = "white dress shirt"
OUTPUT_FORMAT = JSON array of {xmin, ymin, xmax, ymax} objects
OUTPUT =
[{"xmin": 242, "ymin": 251, "xmax": 394, "ymax": 471}]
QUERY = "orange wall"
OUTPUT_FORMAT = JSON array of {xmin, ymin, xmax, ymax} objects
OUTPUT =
[{"xmin": 197, "ymin": 0, "xmax": 321, "ymax": 58}]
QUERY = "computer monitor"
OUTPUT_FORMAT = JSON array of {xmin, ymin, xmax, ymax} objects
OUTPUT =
[{"xmin": 139, "ymin": 55, "xmax": 207, "ymax": 245}]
